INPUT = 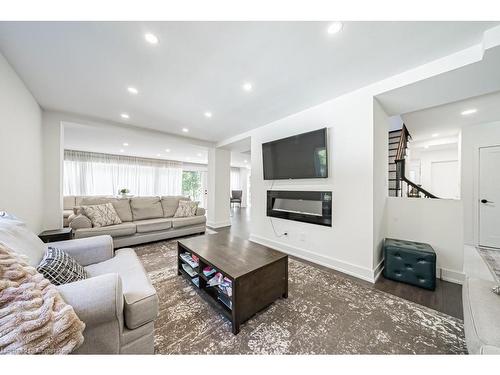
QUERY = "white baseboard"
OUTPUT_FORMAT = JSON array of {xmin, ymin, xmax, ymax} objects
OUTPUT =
[
  {"xmin": 207, "ymin": 220, "xmax": 231, "ymax": 229},
  {"xmin": 439, "ymin": 267, "xmax": 465, "ymax": 285},
  {"xmin": 249, "ymin": 233, "xmax": 379, "ymax": 283}
]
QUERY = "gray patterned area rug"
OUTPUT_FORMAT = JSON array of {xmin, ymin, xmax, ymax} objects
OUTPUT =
[
  {"xmin": 477, "ymin": 247, "xmax": 500, "ymax": 282},
  {"xmin": 133, "ymin": 239, "xmax": 466, "ymax": 354}
]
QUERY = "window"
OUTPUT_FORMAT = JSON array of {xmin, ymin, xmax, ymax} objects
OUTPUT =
[
  {"xmin": 63, "ymin": 150, "xmax": 183, "ymax": 196},
  {"xmin": 182, "ymin": 170, "xmax": 207, "ymax": 207}
]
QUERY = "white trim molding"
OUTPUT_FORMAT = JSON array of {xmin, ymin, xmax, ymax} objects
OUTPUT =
[
  {"xmin": 249, "ymin": 233, "xmax": 380, "ymax": 283},
  {"xmin": 207, "ymin": 220, "xmax": 231, "ymax": 229}
]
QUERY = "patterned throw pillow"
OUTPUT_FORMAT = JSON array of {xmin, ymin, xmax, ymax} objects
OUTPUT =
[
  {"xmin": 37, "ymin": 247, "xmax": 88, "ymax": 285},
  {"xmin": 81, "ymin": 203, "xmax": 122, "ymax": 228},
  {"xmin": 174, "ymin": 200, "xmax": 198, "ymax": 218}
]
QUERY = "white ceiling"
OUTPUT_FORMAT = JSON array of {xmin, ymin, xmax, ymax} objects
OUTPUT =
[
  {"xmin": 64, "ymin": 121, "xmax": 250, "ymax": 168},
  {"xmin": 402, "ymin": 90, "xmax": 500, "ymax": 142},
  {"xmin": 0, "ymin": 21, "xmax": 497, "ymax": 142}
]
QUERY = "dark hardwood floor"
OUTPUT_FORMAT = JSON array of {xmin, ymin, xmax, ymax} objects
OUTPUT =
[{"xmin": 215, "ymin": 207, "xmax": 463, "ymax": 320}]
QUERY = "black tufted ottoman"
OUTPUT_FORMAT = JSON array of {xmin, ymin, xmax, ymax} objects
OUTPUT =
[{"xmin": 383, "ymin": 238, "xmax": 436, "ymax": 290}]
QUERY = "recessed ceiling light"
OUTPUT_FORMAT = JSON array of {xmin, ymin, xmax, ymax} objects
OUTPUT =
[
  {"xmin": 424, "ymin": 145, "xmax": 429, "ymax": 149},
  {"xmin": 144, "ymin": 33, "xmax": 159, "ymax": 45},
  {"xmin": 127, "ymin": 87, "xmax": 138, "ymax": 95},
  {"xmin": 120, "ymin": 149, "xmax": 125, "ymax": 153},
  {"xmin": 327, "ymin": 22, "xmax": 343, "ymax": 35},
  {"xmin": 182, "ymin": 128, "xmax": 189, "ymax": 133},
  {"xmin": 204, "ymin": 112, "xmax": 212, "ymax": 118},
  {"xmin": 123, "ymin": 142, "xmax": 129, "ymax": 146},
  {"xmin": 120, "ymin": 113, "xmax": 130, "ymax": 119},
  {"xmin": 165, "ymin": 148, "xmax": 170, "ymax": 152},
  {"xmin": 244, "ymin": 160, "xmax": 248, "ymax": 163},
  {"xmin": 197, "ymin": 153, "xmax": 202, "ymax": 157},
  {"xmin": 461, "ymin": 108, "xmax": 477, "ymax": 116},
  {"xmin": 431, "ymin": 133, "xmax": 439, "ymax": 138},
  {"xmin": 242, "ymin": 82, "xmax": 253, "ymax": 92},
  {"xmin": 156, "ymin": 154, "xmax": 161, "ymax": 157},
  {"xmin": 186, "ymin": 157, "xmax": 191, "ymax": 160}
]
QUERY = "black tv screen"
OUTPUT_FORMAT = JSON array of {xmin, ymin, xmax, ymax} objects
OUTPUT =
[{"xmin": 262, "ymin": 128, "xmax": 328, "ymax": 180}]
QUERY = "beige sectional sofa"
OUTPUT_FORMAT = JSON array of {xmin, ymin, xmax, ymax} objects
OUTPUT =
[{"xmin": 66, "ymin": 196, "xmax": 206, "ymax": 248}]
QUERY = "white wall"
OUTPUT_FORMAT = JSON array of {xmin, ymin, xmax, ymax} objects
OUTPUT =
[
  {"xmin": 386, "ymin": 197, "xmax": 464, "ymax": 283},
  {"xmin": 249, "ymin": 89, "xmax": 377, "ymax": 281},
  {"xmin": 373, "ymin": 100, "xmax": 389, "ymax": 273},
  {"xmin": 0, "ymin": 52, "xmax": 43, "ymax": 232},
  {"xmin": 409, "ymin": 145, "xmax": 460, "ymax": 199},
  {"xmin": 461, "ymin": 121, "xmax": 500, "ymax": 245},
  {"xmin": 235, "ymin": 32, "xmax": 500, "ymax": 283},
  {"xmin": 207, "ymin": 147, "xmax": 231, "ymax": 228}
]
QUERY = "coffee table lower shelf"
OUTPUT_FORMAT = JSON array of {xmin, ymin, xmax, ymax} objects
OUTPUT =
[{"xmin": 177, "ymin": 241, "xmax": 288, "ymax": 334}]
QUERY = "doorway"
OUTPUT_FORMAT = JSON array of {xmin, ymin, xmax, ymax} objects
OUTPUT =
[{"xmin": 479, "ymin": 145, "xmax": 500, "ymax": 248}]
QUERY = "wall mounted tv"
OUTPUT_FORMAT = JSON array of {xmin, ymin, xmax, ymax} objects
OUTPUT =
[{"xmin": 262, "ymin": 128, "xmax": 328, "ymax": 180}]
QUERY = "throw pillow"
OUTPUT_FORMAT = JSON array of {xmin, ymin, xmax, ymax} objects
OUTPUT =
[
  {"xmin": 37, "ymin": 247, "xmax": 88, "ymax": 285},
  {"xmin": 174, "ymin": 200, "xmax": 198, "ymax": 218},
  {"xmin": 81, "ymin": 203, "xmax": 122, "ymax": 228}
]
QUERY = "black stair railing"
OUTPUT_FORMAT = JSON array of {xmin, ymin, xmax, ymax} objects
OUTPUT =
[{"xmin": 394, "ymin": 124, "xmax": 438, "ymax": 199}]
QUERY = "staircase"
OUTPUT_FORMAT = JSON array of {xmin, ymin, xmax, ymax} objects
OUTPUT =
[
  {"xmin": 388, "ymin": 125, "xmax": 438, "ymax": 199},
  {"xmin": 388, "ymin": 129, "xmax": 402, "ymax": 197}
]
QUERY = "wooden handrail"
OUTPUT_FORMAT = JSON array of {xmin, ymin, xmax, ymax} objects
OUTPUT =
[{"xmin": 395, "ymin": 124, "xmax": 438, "ymax": 199}]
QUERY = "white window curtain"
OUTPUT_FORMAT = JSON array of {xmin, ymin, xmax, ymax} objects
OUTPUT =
[
  {"xmin": 64, "ymin": 150, "xmax": 182, "ymax": 196},
  {"xmin": 230, "ymin": 167, "xmax": 241, "ymax": 192}
]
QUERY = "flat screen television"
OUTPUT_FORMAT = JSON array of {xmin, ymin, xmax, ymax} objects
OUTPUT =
[{"xmin": 262, "ymin": 128, "xmax": 328, "ymax": 180}]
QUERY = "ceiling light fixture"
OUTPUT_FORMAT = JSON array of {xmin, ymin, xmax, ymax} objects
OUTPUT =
[
  {"xmin": 123, "ymin": 142, "xmax": 129, "ymax": 146},
  {"xmin": 120, "ymin": 113, "xmax": 130, "ymax": 119},
  {"xmin": 165, "ymin": 148, "xmax": 170, "ymax": 152},
  {"xmin": 127, "ymin": 87, "xmax": 138, "ymax": 95},
  {"xmin": 182, "ymin": 128, "xmax": 189, "ymax": 133},
  {"xmin": 242, "ymin": 82, "xmax": 253, "ymax": 92},
  {"xmin": 204, "ymin": 112, "xmax": 212, "ymax": 118},
  {"xmin": 120, "ymin": 149, "xmax": 125, "ymax": 153},
  {"xmin": 431, "ymin": 133, "xmax": 439, "ymax": 138},
  {"xmin": 461, "ymin": 108, "xmax": 477, "ymax": 116},
  {"xmin": 197, "ymin": 153, "xmax": 202, "ymax": 157},
  {"xmin": 144, "ymin": 33, "xmax": 159, "ymax": 45},
  {"xmin": 244, "ymin": 160, "xmax": 248, "ymax": 163},
  {"xmin": 424, "ymin": 145, "xmax": 429, "ymax": 149},
  {"xmin": 327, "ymin": 22, "xmax": 344, "ymax": 35},
  {"xmin": 156, "ymin": 154, "xmax": 161, "ymax": 157}
]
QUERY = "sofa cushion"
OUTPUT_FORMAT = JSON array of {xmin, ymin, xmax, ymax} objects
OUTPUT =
[
  {"xmin": 63, "ymin": 209, "xmax": 73, "ymax": 219},
  {"xmin": 69, "ymin": 214, "xmax": 92, "ymax": 230},
  {"xmin": 63, "ymin": 196, "xmax": 76, "ymax": 210},
  {"xmin": 130, "ymin": 197, "xmax": 163, "ymax": 221},
  {"xmin": 174, "ymin": 200, "xmax": 198, "ymax": 218},
  {"xmin": 74, "ymin": 222, "xmax": 136, "ymax": 239},
  {"xmin": 171, "ymin": 215, "xmax": 206, "ymax": 229},
  {"xmin": 463, "ymin": 277, "xmax": 500, "ymax": 354},
  {"xmin": 81, "ymin": 203, "xmax": 122, "ymax": 228},
  {"xmin": 135, "ymin": 218, "xmax": 172, "ymax": 233},
  {"xmin": 85, "ymin": 248, "xmax": 158, "ymax": 329},
  {"xmin": 161, "ymin": 196, "xmax": 190, "ymax": 217},
  {"xmin": 0, "ymin": 217, "xmax": 47, "ymax": 267},
  {"xmin": 37, "ymin": 246, "xmax": 88, "ymax": 285},
  {"xmin": 80, "ymin": 197, "xmax": 133, "ymax": 222}
]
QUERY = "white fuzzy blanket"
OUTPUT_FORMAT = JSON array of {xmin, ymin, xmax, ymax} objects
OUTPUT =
[{"xmin": 0, "ymin": 243, "xmax": 85, "ymax": 354}]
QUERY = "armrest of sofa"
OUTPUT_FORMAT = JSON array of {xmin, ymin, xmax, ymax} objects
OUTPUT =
[
  {"xmin": 57, "ymin": 273, "xmax": 124, "ymax": 327},
  {"xmin": 51, "ymin": 235, "xmax": 114, "ymax": 266},
  {"xmin": 68, "ymin": 213, "xmax": 92, "ymax": 229},
  {"xmin": 196, "ymin": 207, "xmax": 206, "ymax": 216}
]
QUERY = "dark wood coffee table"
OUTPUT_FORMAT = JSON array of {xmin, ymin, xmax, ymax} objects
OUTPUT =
[{"xmin": 178, "ymin": 233, "xmax": 288, "ymax": 334}]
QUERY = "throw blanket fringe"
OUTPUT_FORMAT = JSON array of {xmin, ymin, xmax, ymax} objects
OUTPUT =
[{"xmin": 0, "ymin": 244, "xmax": 85, "ymax": 354}]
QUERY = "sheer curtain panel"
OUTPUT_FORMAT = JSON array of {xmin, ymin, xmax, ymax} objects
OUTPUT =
[{"xmin": 64, "ymin": 150, "xmax": 182, "ymax": 196}]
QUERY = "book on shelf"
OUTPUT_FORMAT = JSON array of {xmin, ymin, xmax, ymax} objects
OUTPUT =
[
  {"xmin": 202, "ymin": 266, "xmax": 216, "ymax": 277},
  {"xmin": 180, "ymin": 252, "xmax": 199, "ymax": 268},
  {"xmin": 192, "ymin": 277, "xmax": 199, "ymax": 288},
  {"xmin": 218, "ymin": 293, "xmax": 232, "ymax": 309},
  {"xmin": 182, "ymin": 263, "xmax": 198, "ymax": 277}
]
